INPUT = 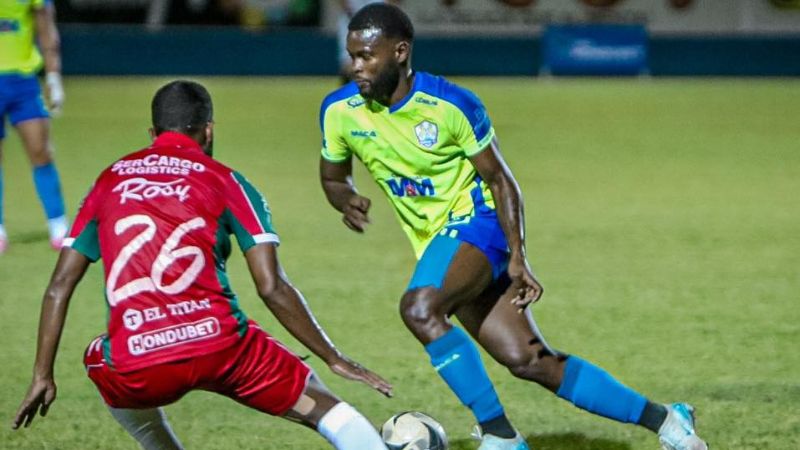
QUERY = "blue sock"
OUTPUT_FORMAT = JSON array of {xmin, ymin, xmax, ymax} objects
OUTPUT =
[
  {"xmin": 556, "ymin": 356, "xmax": 648, "ymax": 424},
  {"xmin": 425, "ymin": 327, "xmax": 504, "ymax": 423},
  {"xmin": 32, "ymin": 163, "xmax": 65, "ymax": 219}
]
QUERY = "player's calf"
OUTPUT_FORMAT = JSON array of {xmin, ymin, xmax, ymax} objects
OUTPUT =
[
  {"xmin": 285, "ymin": 378, "xmax": 387, "ymax": 449},
  {"xmin": 107, "ymin": 407, "xmax": 183, "ymax": 450}
]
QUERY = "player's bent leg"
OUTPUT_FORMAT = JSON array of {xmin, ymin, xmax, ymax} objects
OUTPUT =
[
  {"xmin": 14, "ymin": 118, "xmax": 67, "ymax": 247},
  {"xmin": 283, "ymin": 376, "xmax": 387, "ymax": 449},
  {"xmin": 457, "ymin": 280, "xmax": 708, "ymax": 447},
  {"xmin": 402, "ymin": 237, "xmax": 519, "ymax": 442},
  {"xmin": 107, "ymin": 407, "xmax": 184, "ymax": 450},
  {"xmin": 455, "ymin": 276, "xmax": 566, "ymax": 392},
  {"xmin": 400, "ymin": 236, "xmax": 492, "ymax": 344},
  {"xmin": 14, "ymin": 118, "xmax": 52, "ymax": 166}
]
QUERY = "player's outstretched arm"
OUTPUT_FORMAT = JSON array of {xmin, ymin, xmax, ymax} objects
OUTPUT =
[
  {"xmin": 13, "ymin": 249, "xmax": 90, "ymax": 430},
  {"xmin": 320, "ymin": 157, "xmax": 371, "ymax": 233},
  {"xmin": 244, "ymin": 244, "xmax": 392, "ymax": 397},
  {"xmin": 34, "ymin": 2, "xmax": 64, "ymax": 115},
  {"xmin": 470, "ymin": 139, "xmax": 543, "ymax": 310}
]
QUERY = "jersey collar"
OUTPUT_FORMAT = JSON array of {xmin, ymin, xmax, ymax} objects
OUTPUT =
[
  {"xmin": 388, "ymin": 71, "xmax": 421, "ymax": 114},
  {"xmin": 152, "ymin": 131, "xmax": 204, "ymax": 153}
]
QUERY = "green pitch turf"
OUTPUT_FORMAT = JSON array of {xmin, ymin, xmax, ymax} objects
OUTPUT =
[{"xmin": 1, "ymin": 77, "xmax": 798, "ymax": 449}]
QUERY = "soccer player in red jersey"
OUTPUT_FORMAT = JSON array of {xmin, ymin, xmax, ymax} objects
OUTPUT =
[{"xmin": 13, "ymin": 80, "xmax": 392, "ymax": 450}]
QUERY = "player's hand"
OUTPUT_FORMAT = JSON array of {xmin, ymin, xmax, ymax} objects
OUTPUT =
[
  {"xmin": 328, "ymin": 355, "xmax": 393, "ymax": 398},
  {"xmin": 341, "ymin": 194, "xmax": 371, "ymax": 233},
  {"xmin": 45, "ymin": 72, "xmax": 64, "ymax": 117},
  {"xmin": 12, "ymin": 377, "xmax": 57, "ymax": 430},
  {"xmin": 507, "ymin": 255, "xmax": 543, "ymax": 312}
]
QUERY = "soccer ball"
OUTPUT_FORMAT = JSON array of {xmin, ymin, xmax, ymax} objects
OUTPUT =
[{"xmin": 381, "ymin": 411, "xmax": 448, "ymax": 450}]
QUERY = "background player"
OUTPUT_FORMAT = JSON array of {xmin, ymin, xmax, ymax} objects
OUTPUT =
[
  {"xmin": 13, "ymin": 80, "xmax": 391, "ymax": 450},
  {"xmin": 0, "ymin": 0, "xmax": 67, "ymax": 253},
  {"xmin": 318, "ymin": 4, "xmax": 707, "ymax": 450}
]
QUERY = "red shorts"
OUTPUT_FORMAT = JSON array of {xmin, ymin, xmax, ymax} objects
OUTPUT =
[{"xmin": 84, "ymin": 322, "xmax": 311, "ymax": 415}]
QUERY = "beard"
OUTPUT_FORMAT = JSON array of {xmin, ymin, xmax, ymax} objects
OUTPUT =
[{"xmin": 360, "ymin": 62, "xmax": 400, "ymax": 104}]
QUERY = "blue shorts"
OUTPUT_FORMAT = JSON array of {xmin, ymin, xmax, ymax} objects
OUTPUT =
[
  {"xmin": 0, "ymin": 74, "xmax": 49, "ymax": 140},
  {"xmin": 407, "ymin": 210, "xmax": 510, "ymax": 291}
]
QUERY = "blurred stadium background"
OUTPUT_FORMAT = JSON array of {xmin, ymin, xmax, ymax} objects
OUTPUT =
[{"xmin": 1, "ymin": 0, "xmax": 799, "ymax": 449}]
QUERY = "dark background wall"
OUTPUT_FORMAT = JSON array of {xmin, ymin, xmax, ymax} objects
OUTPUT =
[{"xmin": 60, "ymin": 26, "xmax": 800, "ymax": 76}]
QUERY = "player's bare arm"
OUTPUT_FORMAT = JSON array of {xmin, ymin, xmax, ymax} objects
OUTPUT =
[
  {"xmin": 34, "ymin": 3, "xmax": 64, "ymax": 114},
  {"xmin": 13, "ymin": 248, "xmax": 90, "ymax": 430},
  {"xmin": 320, "ymin": 157, "xmax": 371, "ymax": 233},
  {"xmin": 244, "ymin": 243, "xmax": 391, "ymax": 397},
  {"xmin": 469, "ymin": 138, "xmax": 543, "ymax": 309}
]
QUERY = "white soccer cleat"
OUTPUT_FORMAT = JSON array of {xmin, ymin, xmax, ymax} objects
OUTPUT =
[
  {"xmin": 658, "ymin": 403, "xmax": 708, "ymax": 450},
  {"xmin": 472, "ymin": 425, "xmax": 531, "ymax": 450}
]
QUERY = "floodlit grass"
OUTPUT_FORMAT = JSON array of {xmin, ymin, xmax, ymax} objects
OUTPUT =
[{"xmin": 1, "ymin": 77, "xmax": 798, "ymax": 449}]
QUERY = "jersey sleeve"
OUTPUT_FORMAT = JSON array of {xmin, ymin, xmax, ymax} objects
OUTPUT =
[
  {"xmin": 445, "ymin": 84, "xmax": 496, "ymax": 157},
  {"xmin": 64, "ymin": 181, "xmax": 102, "ymax": 262},
  {"xmin": 319, "ymin": 100, "xmax": 352, "ymax": 163},
  {"xmin": 223, "ymin": 171, "xmax": 280, "ymax": 252}
]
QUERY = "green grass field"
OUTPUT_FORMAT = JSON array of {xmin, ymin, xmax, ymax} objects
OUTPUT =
[{"xmin": 1, "ymin": 77, "xmax": 798, "ymax": 449}]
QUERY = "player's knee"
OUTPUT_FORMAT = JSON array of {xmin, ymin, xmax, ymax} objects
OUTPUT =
[
  {"xmin": 28, "ymin": 146, "xmax": 53, "ymax": 166},
  {"xmin": 501, "ymin": 349, "xmax": 536, "ymax": 377},
  {"xmin": 399, "ymin": 290, "xmax": 445, "ymax": 333},
  {"xmin": 502, "ymin": 348, "xmax": 561, "ymax": 387}
]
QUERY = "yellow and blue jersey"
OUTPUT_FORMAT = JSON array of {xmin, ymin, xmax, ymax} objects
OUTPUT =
[
  {"xmin": 320, "ymin": 72, "xmax": 498, "ymax": 258},
  {"xmin": 0, "ymin": 0, "xmax": 47, "ymax": 75}
]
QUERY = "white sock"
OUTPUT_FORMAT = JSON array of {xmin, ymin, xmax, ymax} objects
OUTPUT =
[
  {"xmin": 107, "ymin": 406, "xmax": 184, "ymax": 450},
  {"xmin": 317, "ymin": 402, "xmax": 387, "ymax": 450},
  {"xmin": 0, "ymin": 224, "xmax": 6, "ymax": 238},
  {"xmin": 47, "ymin": 215, "xmax": 68, "ymax": 240}
]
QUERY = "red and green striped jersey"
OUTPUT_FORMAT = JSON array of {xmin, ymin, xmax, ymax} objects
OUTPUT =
[{"xmin": 66, "ymin": 132, "xmax": 278, "ymax": 373}]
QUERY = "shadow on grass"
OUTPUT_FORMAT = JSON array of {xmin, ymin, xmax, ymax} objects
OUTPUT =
[
  {"xmin": 10, "ymin": 230, "xmax": 49, "ymax": 244},
  {"xmin": 450, "ymin": 433, "xmax": 632, "ymax": 450}
]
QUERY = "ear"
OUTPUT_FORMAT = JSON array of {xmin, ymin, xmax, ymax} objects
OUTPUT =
[
  {"xmin": 148, "ymin": 128, "xmax": 156, "ymax": 141},
  {"xmin": 396, "ymin": 40, "xmax": 410, "ymax": 65},
  {"xmin": 205, "ymin": 122, "xmax": 214, "ymax": 142}
]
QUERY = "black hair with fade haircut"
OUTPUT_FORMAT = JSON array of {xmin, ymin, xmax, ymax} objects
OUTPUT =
[
  {"xmin": 151, "ymin": 80, "xmax": 213, "ymax": 135},
  {"xmin": 348, "ymin": 3, "xmax": 414, "ymax": 41}
]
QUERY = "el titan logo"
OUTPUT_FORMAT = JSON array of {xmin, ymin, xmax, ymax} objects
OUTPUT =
[{"xmin": 385, "ymin": 177, "xmax": 435, "ymax": 198}]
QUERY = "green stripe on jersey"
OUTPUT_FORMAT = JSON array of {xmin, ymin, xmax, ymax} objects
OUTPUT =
[{"xmin": 72, "ymin": 219, "xmax": 101, "ymax": 262}]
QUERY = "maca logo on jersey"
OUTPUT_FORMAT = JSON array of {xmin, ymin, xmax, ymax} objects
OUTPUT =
[
  {"xmin": 350, "ymin": 130, "xmax": 377, "ymax": 138},
  {"xmin": 385, "ymin": 177, "xmax": 435, "ymax": 198},
  {"xmin": 414, "ymin": 120, "xmax": 439, "ymax": 148},
  {"xmin": 0, "ymin": 20, "xmax": 21, "ymax": 33}
]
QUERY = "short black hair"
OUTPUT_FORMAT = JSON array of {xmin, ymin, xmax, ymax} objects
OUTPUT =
[
  {"xmin": 348, "ymin": 3, "xmax": 414, "ymax": 41},
  {"xmin": 151, "ymin": 80, "xmax": 213, "ymax": 134}
]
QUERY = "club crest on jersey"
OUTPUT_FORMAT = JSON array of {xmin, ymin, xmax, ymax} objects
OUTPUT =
[{"xmin": 414, "ymin": 120, "xmax": 439, "ymax": 149}]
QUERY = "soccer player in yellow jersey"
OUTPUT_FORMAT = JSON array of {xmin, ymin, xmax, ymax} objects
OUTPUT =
[
  {"xmin": 0, "ymin": 0, "xmax": 67, "ymax": 253},
  {"xmin": 319, "ymin": 4, "xmax": 708, "ymax": 450}
]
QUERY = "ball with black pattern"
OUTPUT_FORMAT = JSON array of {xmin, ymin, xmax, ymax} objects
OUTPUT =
[{"xmin": 381, "ymin": 411, "xmax": 448, "ymax": 450}]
